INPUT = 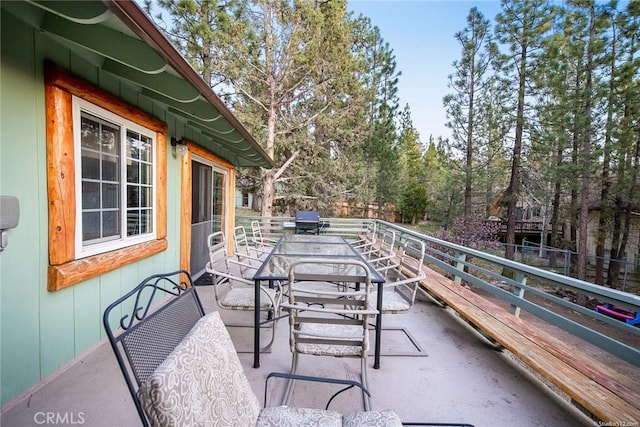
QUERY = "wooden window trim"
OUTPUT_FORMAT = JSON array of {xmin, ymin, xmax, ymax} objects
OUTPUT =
[{"xmin": 45, "ymin": 61, "xmax": 167, "ymax": 291}]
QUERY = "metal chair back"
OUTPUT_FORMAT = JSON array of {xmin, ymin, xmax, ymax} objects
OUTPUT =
[
  {"xmin": 282, "ymin": 258, "xmax": 377, "ymax": 410},
  {"xmin": 103, "ymin": 270, "xmax": 204, "ymax": 427}
]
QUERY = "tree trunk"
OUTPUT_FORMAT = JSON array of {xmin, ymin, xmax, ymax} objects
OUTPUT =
[
  {"xmin": 549, "ymin": 143, "xmax": 562, "ymax": 268},
  {"xmin": 260, "ymin": 100, "xmax": 278, "ymax": 218},
  {"xmin": 607, "ymin": 199, "xmax": 623, "ymax": 289},
  {"xmin": 595, "ymin": 40, "xmax": 616, "ymax": 285},
  {"xmin": 464, "ymin": 62, "xmax": 475, "ymax": 221},
  {"xmin": 577, "ymin": 4, "xmax": 596, "ymax": 284},
  {"xmin": 505, "ymin": 43, "xmax": 527, "ymax": 261},
  {"xmin": 569, "ymin": 61, "xmax": 581, "ymax": 264}
]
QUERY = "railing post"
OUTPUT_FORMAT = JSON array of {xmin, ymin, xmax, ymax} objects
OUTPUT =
[
  {"xmin": 510, "ymin": 273, "xmax": 527, "ymax": 317},
  {"xmin": 454, "ymin": 252, "xmax": 466, "ymax": 285}
]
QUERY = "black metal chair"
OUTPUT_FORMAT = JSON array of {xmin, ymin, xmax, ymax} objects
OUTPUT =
[{"xmin": 102, "ymin": 270, "xmax": 204, "ymax": 426}]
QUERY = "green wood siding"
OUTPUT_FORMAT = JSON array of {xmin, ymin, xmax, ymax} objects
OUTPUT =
[
  {"xmin": 1, "ymin": 13, "xmax": 44, "ymax": 404},
  {"xmin": 0, "ymin": 10, "xmax": 182, "ymax": 405}
]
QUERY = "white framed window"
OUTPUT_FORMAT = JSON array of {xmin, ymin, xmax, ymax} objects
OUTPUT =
[{"xmin": 73, "ymin": 97, "xmax": 156, "ymax": 258}]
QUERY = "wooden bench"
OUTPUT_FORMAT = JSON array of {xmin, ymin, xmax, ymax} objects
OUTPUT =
[
  {"xmin": 418, "ymin": 266, "xmax": 640, "ymax": 424},
  {"xmin": 361, "ymin": 236, "xmax": 640, "ymax": 423}
]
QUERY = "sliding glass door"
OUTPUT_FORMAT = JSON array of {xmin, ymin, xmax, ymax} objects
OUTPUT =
[{"xmin": 190, "ymin": 157, "xmax": 227, "ymax": 275}]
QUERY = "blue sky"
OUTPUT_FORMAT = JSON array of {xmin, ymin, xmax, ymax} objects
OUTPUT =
[{"xmin": 347, "ymin": 1, "xmax": 504, "ymax": 144}]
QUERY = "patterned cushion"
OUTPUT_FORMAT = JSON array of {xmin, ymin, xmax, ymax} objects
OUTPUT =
[
  {"xmin": 296, "ymin": 323, "xmax": 366, "ymax": 356},
  {"xmin": 342, "ymin": 409, "xmax": 403, "ymax": 427},
  {"xmin": 256, "ymin": 406, "xmax": 342, "ymax": 426},
  {"xmin": 221, "ymin": 287, "xmax": 276, "ymax": 309},
  {"xmin": 137, "ymin": 311, "xmax": 261, "ymax": 426},
  {"xmin": 370, "ymin": 290, "xmax": 411, "ymax": 313}
]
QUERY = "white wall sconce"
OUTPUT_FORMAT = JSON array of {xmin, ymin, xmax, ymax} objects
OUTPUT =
[{"xmin": 170, "ymin": 137, "xmax": 188, "ymax": 157}]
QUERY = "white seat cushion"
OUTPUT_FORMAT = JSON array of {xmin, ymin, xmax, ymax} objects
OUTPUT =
[
  {"xmin": 342, "ymin": 409, "xmax": 403, "ymax": 426},
  {"xmin": 296, "ymin": 323, "xmax": 365, "ymax": 356},
  {"xmin": 221, "ymin": 287, "xmax": 276, "ymax": 309},
  {"xmin": 256, "ymin": 406, "xmax": 402, "ymax": 427},
  {"xmin": 370, "ymin": 290, "xmax": 411, "ymax": 313},
  {"xmin": 256, "ymin": 406, "xmax": 342, "ymax": 426},
  {"xmin": 137, "ymin": 311, "xmax": 261, "ymax": 426}
]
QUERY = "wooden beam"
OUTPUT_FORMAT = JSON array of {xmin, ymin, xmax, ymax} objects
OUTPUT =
[{"xmin": 48, "ymin": 239, "xmax": 168, "ymax": 291}]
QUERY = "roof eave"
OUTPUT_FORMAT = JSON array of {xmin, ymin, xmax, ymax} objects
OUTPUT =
[{"xmin": 103, "ymin": 0, "xmax": 274, "ymax": 169}]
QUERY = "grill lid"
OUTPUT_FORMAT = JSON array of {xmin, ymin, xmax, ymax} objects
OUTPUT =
[{"xmin": 295, "ymin": 211, "xmax": 320, "ymax": 223}]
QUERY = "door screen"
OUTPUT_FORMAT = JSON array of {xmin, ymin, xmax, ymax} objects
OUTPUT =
[{"xmin": 190, "ymin": 159, "xmax": 226, "ymax": 275}]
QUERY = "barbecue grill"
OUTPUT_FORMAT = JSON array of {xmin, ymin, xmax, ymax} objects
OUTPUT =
[{"xmin": 295, "ymin": 210, "xmax": 320, "ymax": 234}]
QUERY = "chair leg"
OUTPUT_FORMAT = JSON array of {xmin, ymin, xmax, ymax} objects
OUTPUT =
[
  {"xmin": 260, "ymin": 313, "xmax": 278, "ymax": 352},
  {"xmin": 282, "ymin": 352, "xmax": 299, "ymax": 405},
  {"xmin": 361, "ymin": 357, "xmax": 371, "ymax": 411}
]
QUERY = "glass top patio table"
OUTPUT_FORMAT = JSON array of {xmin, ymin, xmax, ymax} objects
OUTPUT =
[
  {"xmin": 254, "ymin": 234, "xmax": 383, "ymax": 281},
  {"xmin": 252, "ymin": 234, "xmax": 386, "ymax": 369}
]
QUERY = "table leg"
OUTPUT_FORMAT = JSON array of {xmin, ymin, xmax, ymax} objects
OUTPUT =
[
  {"xmin": 254, "ymin": 279, "xmax": 261, "ymax": 368},
  {"xmin": 374, "ymin": 282, "xmax": 383, "ymax": 369}
]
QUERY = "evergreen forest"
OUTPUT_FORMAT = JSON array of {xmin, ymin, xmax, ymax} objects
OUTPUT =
[{"xmin": 146, "ymin": 0, "xmax": 640, "ymax": 288}]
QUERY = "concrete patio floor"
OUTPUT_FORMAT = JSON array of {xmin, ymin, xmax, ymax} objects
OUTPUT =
[{"xmin": 2, "ymin": 284, "xmax": 596, "ymax": 427}]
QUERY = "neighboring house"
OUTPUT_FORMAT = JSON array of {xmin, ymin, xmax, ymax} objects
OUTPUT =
[
  {"xmin": 487, "ymin": 190, "xmax": 550, "ymax": 245},
  {"xmin": 0, "ymin": 0, "xmax": 272, "ymax": 407},
  {"xmin": 235, "ymin": 184, "xmax": 259, "ymax": 211}
]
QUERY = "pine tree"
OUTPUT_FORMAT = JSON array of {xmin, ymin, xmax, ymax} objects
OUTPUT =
[
  {"xmin": 444, "ymin": 7, "xmax": 495, "ymax": 222},
  {"xmin": 398, "ymin": 104, "xmax": 426, "ymax": 224},
  {"xmin": 150, "ymin": 0, "xmax": 373, "ymax": 217},
  {"xmin": 495, "ymin": 0, "xmax": 553, "ymax": 260}
]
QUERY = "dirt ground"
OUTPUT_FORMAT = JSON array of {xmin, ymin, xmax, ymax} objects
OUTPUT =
[{"xmin": 469, "ymin": 284, "xmax": 640, "ymax": 382}]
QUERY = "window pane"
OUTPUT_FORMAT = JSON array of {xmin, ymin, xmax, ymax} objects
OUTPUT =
[
  {"xmin": 81, "ymin": 116, "xmax": 100, "ymax": 151},
  {"xmin": 101, "ymin": 126, "xmax": 118, "ymax": 155},
  {"xmin": 82, "ymin": 153, "xmax": 100, "ymax": 180},
  {"xmin": 102, "ymin": 155, "xmax": 118, "ymax": 181},
  {"xmin": 82, "ymin": 181, "xmax": 100, "ymax": 209},
  {"xmin": 139, "ymin": 135, "xmax": 152, "ymax": 162},
  {"xmin": 140, "ymin": 164, "xmax": 151, "ymax": 185},
  {"xmin": 82, "ymin": 212, "xmax": 100, "ymax": 241},
  {"xmin": 127, "ymin": 210, "xmax": 139, "ymax": 236},
  {"xmin": 191, "ymin": 162, "xmax": 213, "ymax": 224},
  {"xmin": 127, "ymin": 131, "xmax": 152, "ymax": 162},
  {"xmin": 127, "ymin": 131, "xmax": 152, "ymax": 161},
  {"xmin": 127, "ymin": 162, "xmax": 139, "ymax": 183},
  {"xmin": 140, "ymin": 209, "xmax": 152, "ymax": 234},
  {"xmin": 80, "ymin": 112, "xmax": 121, "ymax": 245},
  {"xmin": 212, "ymin": 171, "xmax": 224, "ymax": 232},
  {"xmin": 127, "ymin": 131, "xmax": 141, "ymax": 160},
  {"xmin": 140, "ymin": 186, "xmax": 151, "ymax": 208},
  {"xmin": 103, "ymin": 183, "xmax": 119, "ymax": 209},
  {"xmin": 103, "ymin": 211, "xmax": 119, "ymax": 238},
  {"xmin": 127, "ymin": 185, "xmax": 139, "ymax": 208}
]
